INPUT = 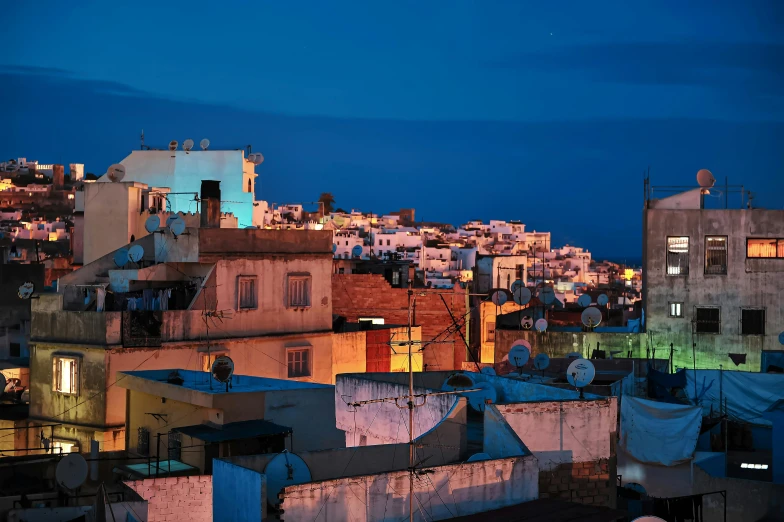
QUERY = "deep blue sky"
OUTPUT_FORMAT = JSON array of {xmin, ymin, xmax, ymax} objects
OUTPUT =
[{"xmin": 2, "ymin": 1, "xmax": 783, "ymax": 259}]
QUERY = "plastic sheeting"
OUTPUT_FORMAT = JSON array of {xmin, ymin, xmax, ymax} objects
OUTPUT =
[
  {"xmin": 686, "ymin": 370, "xmax": 784, "ymax": 427},
  {"xmin": 620, "ymin": 396, "xmax": 702, "ymax": 466}
]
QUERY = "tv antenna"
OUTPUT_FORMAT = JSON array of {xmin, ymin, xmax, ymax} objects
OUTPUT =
[
  {"xmin": 106, "ymin": 163, "xmax": 126, "ymax": 183},
  {"xmin": 168, "ymin": 140, "xmax": 178, "ymax": 151},
  {"xmin": 144, "ymin": 215, "xmax": 161, "ymax": 234},
  {"xmin": 128, "ymin": 244, "xmax": 144, "ymax": 264},
  {"xmin": 513, "ymin": 286, "xmax": 531, "ymax": 306},
  {"xmin": 491, "ymin": 289, "xmax": 508, "ymax": 306},
  {"xmin": 200, "ymin": 138, "xmax": 210, "ymax": 150},
  {"xmin": 577, "ymin": 294, "xmax": 591, "ymax": 307},
  {"xmin": 264, "ymin": 451, "xmax": 312, "ymax": 510},
  {"xmin": 182, "ymin": 139, "xmax": 194, "ymax": 152},
  {"xmin": 113, "ymin": 248, "xmax": 129, "ymax": 268},
  {"xmin": 535, "ymin": 318, "xmax": 548, "ymax": 332},
  {"xmin": 520, "ymin": 315, "xmax": 534, "ymax": 330},
  {"xmin": 597, "ymin": 294, "xmax": 609, "ymax": 307},
  {"xmin": 212, "ymin": 355, "xmax": 234, "ymax": 392},
  {"xmin": 566, "ymin": 358, "xmax": 595, "ymax": 399},
  {"xmin": 581, "ymin": 306, "xmax": 602, "ymax": 330},
  {"xmin": 55, "ymin": 453, "xmax": 88, "ymax": 491},
  {"xmin": 17, "ymin": 281, "xmax": 36, "ymax": 300}
]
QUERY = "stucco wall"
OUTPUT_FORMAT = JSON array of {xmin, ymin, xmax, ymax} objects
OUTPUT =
[
  {"xmin": 495, "ymin": 328, "xmax": 644, "ymax": 363},
  {"xmin": 332, "ymin": 331, "xmax": 367, "ymax": 383}
]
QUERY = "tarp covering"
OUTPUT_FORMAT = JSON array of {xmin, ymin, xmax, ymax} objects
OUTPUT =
[
  {"xmin": 620, "ymin": 396, "xmax": 702, "ymax": 466},
  {"xmin": 686, "ymin": 370, "xmax": 784, "ymax": 427},
  {"xmin": 647, "ymin": 365, "xmax": 687, "ymax": 403}
]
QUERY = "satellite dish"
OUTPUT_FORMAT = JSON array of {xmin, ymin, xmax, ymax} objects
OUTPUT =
[
  {"xmin": 535, "ymin": 318, "xmax": 548, "ymax": 332},
  {"xmin": 200, "ymin": 138, "xmax": 210, "ymax": 150},
  {"xmin": 17, "ymin": 281, "xmax": 35, "ymax": 300},
  {"xmin": 779, "ymin": 331, "xmax": 784, "ymax": 345},
  {"xmin": 567, "ymin": 352, "xmax": 583, "ymax": 359},
  {"xmin": 520, "ymin": 315, "xmax": 534, "ymax": 330},
  {"xmin": 332, "ymin": 243, "xmax": 337, "ymax": 253},
  {"xmin": 597, "ymin": 294, "xmax": 609, "ymax": 306},
  {"xmin": 491, "ymin": 290, "xmax": 508, "ymax": 306},
  {"xmin": 106, "ymin": 163, "xmax": 126, "ymax": 183},
  {"xmin": 169, "ymin": 140, "xmax": 178, "ymax": 151},
  {"xmin": 56, "ymin": 453, "xmax": 88, "ymax": 490},
  {"xmin": 581, "ymin": 307, "xmax": 602, "ymax": 328},
  {"xmin": 509, "ymin": 340, "xmax": 531, "ymax": 368},
  {"xmin": 165, "ymin": 215, "xmax": 180, "ymax": 227},
  {"xmin": 465, "ymin": 382, "xmax": 497, "ymax": 412},
  {"xmin": 696, "ymin": 169, "xmax": 715, "ymax": 188},
  {"xmin": 183, "ymin": 139, "xmax": 194, "ymax": 151},
  {"xmin": 113, "ymin": 248, "xmax": 129, "ymax": 267},
  {"xmin": 567, "ymin": 358, "xmax": 596, "ymax": 389},
  {"xmin": 534, "ymin": 353, "xmax": 550, "ymax": 371},
  {"xmin": 577, "ymin": 294, "xmax": 591, "ymax": 307},
  {"xmin": 626, "ymin": 483, "xmax": 647, "ymax": 496},
  {"xmin": 249, "ymin": 153, "xmax": 265, "ymax": 165},
  {"xmin": 169, "ymin": 217, "xmax": 186, "ymax": 237},
  {"xmin": 144, "ymin": 215, "xmax": 160, "ymax": 233},
  {"xmin": 513, "ymin": 287, "xmax": 531, "ymax": 306},
  {"xmin": 480, "ymin": 366, "xmax": 496, "ymax": 376},
  {"xmin": 212, "ymin": 355, "xmax": 234, "ymax": 383},
  {"xmin": 466, "ymin": 453, "xmax": 491, "ymax": 462},
  {"xmin": 539, "ymin": 286, "xmax": 555, "ymax": 305},
  {"xmin": 442, "ymin": 372, "xmax": 476, "ymax": 392},
  {"xmin": 351, "ymin": 245, "xmax": 363, "ymax": 258},
  {"xmin": 264, "ymin": 451, "xmax": 312, "ymax": 507},
  {"xmin": 128, "ymin": 244, "xmax": 144, "ymax": 263},
  {"xmin": 510, "ymin": 279, "xmax": 524, "ymax": 293}
]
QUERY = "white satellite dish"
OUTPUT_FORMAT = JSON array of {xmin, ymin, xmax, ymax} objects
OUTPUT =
[
  {"xmin": 106, "ymin": 163, "xmax": 126, "ymax": 183},
  {"xmin": 480, "ymin": 366, "xmax": 496, "ymax": 376},
  {"xmin": 144, "ymin": 215, "xmax": 160, "ymax": 233},
  {"xmin": 212, "ymin": 355, "xmax": 234, "ymax": 384},
  {"xmin": 513, "ymin": 286, "xmax": 531, "ymax": 306},
  {"xmin": 533, "ymin": 353, "xmax": 550, "ymax": 371},
  {"xmin": 170, "ymin": 217, "xmax": 186, "ymax": 237},
  {"xmin": 581, "ymin": 307, "xmax": 602, "ymax": 328},
  {"xmin": 264, "ymin": 451, "xmax": 312, "ymax": 508},
  {"xmin": 491, "ymin": 290, "xmax": 508, "ymax": 306},
  {"xmin": 200, "ymin": 138, "xmax": 210, "ymax": 150},
  {"xmin": 249, "ymin": 153, "xmax": 265, "ymax": 165},
  {"xmin": 183, "ymin": 139, "xmax": 194, "ymax": 151},
  {"xmin": 17, "ymin": 281, "xmax": 35, "ymax": 300},
  {"xmin": 535, "ymin": 318, "xmax": 548, "ymax": 332},
  {"xmin": 520, "ymin": 315, "xmax": 534, "ymax": 330},
  {"xmin": 128, "ymin": 244, "xmax": 144, "ymax": 263},
  {"xmin": 465, "ymin": 382, "xmax": 497, "ymax": 411},
  {"xmin": 509, "ymin": 340, "xmax": 531, "ymax": 368},
  {"xmin": 466, "ymin": 452, "xmax": 491, "ymax": 462},
  {"xmin": 539, "ymin": 286, "xmax": 555, "ymax": 305},
  {"xmin": 597, "ymin": 294, "xmax": 609, "ymax": 306},
  {"xmin": 169, "ymin": 140, "xmax": 178, "ymax": 151},
  {"xmin": 567, "ymin": 358, "xmax": 596, "ymax": 398},
  {"xmin": 577, "ymin": 294, "xmax": 591, "ymax": 307},
  {"xmin": 696, "ymin": 169, "xmax": 715, "ymax": 188},
  {"xmin": 56, "ymin": 453, "xmax": 88, "ymax": 490},
  {"xmin": 113, "ymin": 248, "xmax": 129, "ymax": 267}
]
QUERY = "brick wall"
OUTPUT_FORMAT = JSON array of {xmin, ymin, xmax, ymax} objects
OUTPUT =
[
  {"xmin": 538, "ymin": 459, "xmax": 616, "ymax": 507},
  {"xmin": 126, "ymin": 475, "xmax": 213, "ymax": 522},
  {"xmin": 332, "ymin": 274, "xmax": 468, "ymax": 370}
]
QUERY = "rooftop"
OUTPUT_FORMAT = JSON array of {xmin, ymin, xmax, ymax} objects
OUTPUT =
[{"xmin": 119, "ymin": 369, "xmax": 331, "ymax": 395}]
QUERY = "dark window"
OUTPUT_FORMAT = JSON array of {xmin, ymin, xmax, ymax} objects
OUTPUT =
[
  {"xmin": 247, "ymin": 179, "xmax": 252, "ymax": 192},
  {"xmin": 137, "ymin": 427, "xmax": 150, "ymax": 456},
  {"xmin": 167, "ymin": 431, "xmax": 181, "ymax": 460},
  {"xmin": 747, "ymin": 238, "xmax": 784, "ymax": 258},
  {"xmin": 705, "ymin": 236, "xmax": 727, "ymax": 274},
  {"xmin": 695, "ymin": 307, "xmax": 720, "ymax": 334},
  {"xmin": 287, "ymin": 348, "xmax": 311, "ymax": 377},
  {"xmin": 667, "ymin": 237, "xmax": 689, "ymax": 276},
  {"xmin": 9, "ymin": 343, "xmax": 20, "ymax": 357},
  {"xmin": 237, "ymin": 276, "xmax": 257, "ymax": 310},
  {"xmin": 741, "ymin": 309, "xmax": 765, "ymax": 335},
  {"xmin": 486, "ymin": 322, "xmax": 496, "ymax": 343},
  {"xmin": 387, "ymin": 240, "xmax": 390, "ymax": 246},
  {"xmin": 392, "ymin": 270, "xmax": 400, "ymax": 286}
]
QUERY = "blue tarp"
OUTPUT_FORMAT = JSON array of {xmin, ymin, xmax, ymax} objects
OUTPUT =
[{"xmin": 648, "ymin": 365, "xmax": 687, "ymax": 403}]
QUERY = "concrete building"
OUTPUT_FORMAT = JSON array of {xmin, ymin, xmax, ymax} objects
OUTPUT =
[
  {"xmin": 643, "ymin": 184, "xmax": 784, "ymax": 370},
  {"xmin": 69, "ymin": 163, "xmax": 84, "ymax": 181}
]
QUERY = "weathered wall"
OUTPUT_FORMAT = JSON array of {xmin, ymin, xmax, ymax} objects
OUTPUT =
[
  {"xmin": 644, "ymin": 208, "xmax": 784, "ymax": 370},
  {"xmin": 538, "ymin": 460, "xmax": 615, "ymax": 508},
  {"xmin": 495, "ymin": 328, "xmax": 644, "ymax": 363},
  {"xmin": 126, "ymin": 475, "xmax": 212, "ymax": 522},
  {"xmin": 332, "ymin": 274, "xmax": 467, "ymax": 370},
  {"xmin": 212, "ymin": 459, "xmax": 265, "ymax": 522},
  {"xmin": 332, "ymin": 331, "xmax": 367, "ymax": 382},
  {"xmin": 483, "ymin": 405, "xmax": 529, "ymax": 459},
  {"xmin": 31, "ymin": 311, "xmax": 122, "ymax": 345}
]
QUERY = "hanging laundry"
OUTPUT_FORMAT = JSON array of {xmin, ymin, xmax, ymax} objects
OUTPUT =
[
  {"xmin": 161, "ymin": 289, "xmax": 171, "ymax": 311},
  {"xmin": 728, "ymin": 353, "xmax": 747, "ymax": 366},
  {"xmin": 127, "ymin": 298, "xmax": 137, "ymax": 311},
  {"xmin": 96, "ymin": 287, "xmax": 106, "ymax": 312},
  {"xmin": 143, "ymin": 289, "xmax": 154, "ymax": 311}
]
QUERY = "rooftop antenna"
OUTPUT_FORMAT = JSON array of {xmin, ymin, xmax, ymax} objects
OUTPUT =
[
  {"xmin": 140, "ymin": 129, "xmax": 145, "ymax": 150},
  {"xmin": 144, "ymin": 215, "xmax": 161, "ymax": 234},
  {"xmin": 200, "ymin": 138, "xmax": 210, "ymax": 151},
  {"xmin": 55, "ymin": 453, "xmax": 88, "ymax": 492},
  {"xmin": 127, "ymin": 244, "xmax": 144, "ymax": 264},
  {"xmin": 106, "ymin": 163, "xmax": 126, "ymax": 183},
  {"xmin": 581, "ymin": 306, "xmax": 602, "ymax": 331},
  {"xmin": 113, "ymin": 248, "xmax": 129, "ymax": 268},
  {"xmin": 264, "ymin": 451, "xmax": 312, "ymax": 510},
  {"xmin": 212, "ymin": 355, "xmax": 234, "ymax": 392},
  {"xmin": 566, "ymin": 358, "xmax": 596, "ymax": 399},
  {"xmin": 17, "ymin": 281, "xmax": 36, "ymax": 300},
  {"xmin": 183, "ymin": 139, "xmax": 195, "ymax": 152},
  {"xmin": 508, "ymin": 340, "xmax": 531, "ymax": 375},
  {"xmin": 577, "ymin": 294, "xmax": 591, "ymax": 307}
]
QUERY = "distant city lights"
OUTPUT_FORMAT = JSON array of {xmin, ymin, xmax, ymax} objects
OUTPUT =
[{"xmin": 740, "ymin": 463, "xmax": 768, "ymax": 469}]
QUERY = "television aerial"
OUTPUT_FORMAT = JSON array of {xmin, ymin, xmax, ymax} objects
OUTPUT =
[
  {"xmin": 182, "ymin": 139, "xmax": 194, "ymax": 152},
  {"xmin": 264, "ymin": 451, "xmax": 312, "ymax": 508},
  {"xmin": 533, "ymin": 352, "xmax": 550, "ymax": 371},
  {"xmin": 106, "ymin": 163, "xmax": 126, "ymax": 183},
  {"xmin": 513, "ymin": 286, "xmax": 531, "ymax": 306},
  {"xmin": 509, "ymin": 340, "xmax": 531, "ymax": 370},
  {"xmin": 128, "ymin": 244, "xmax": 144, "ymax": 263},
  {"xmin": 535, "ymin": 318, "xmax": 548, "ymax": 332},
  {"xmin": 169, "ymin": 216, "xmax": 186, "ymax": 237},
  {"xmin": 144, "ymin": 215, "xmax": 161, "ymax": 233},
  {"xmin": 597, "ymin": 294, "xmax": 609, "ymax": 307},
  {"xmin": 577, "ymin": 294, "xmax": 591, "ymax": 307},
  {"xmin": 56, "ymin": 453, "xmax": 88, "ymax": 490},
  {"xmin": 17, "ymin": 281, "xmax": 35, "ymax": 300},
  {"xmin": 510, "ymin": 279, "xmax": 524, "ymax": 294},
  {"xmin": 480, "ymin": 366, "xmax": 497, "ymax": 376},
  {"xmin": 113, "ymin": 248, "xmax": 129, "ymax": 268},
  {"xmin": 200, "ymin": 138, "xmax": 210, "ymax": 150},
  {"xmin": 539, "ymin": 286, "xmax": 555, "ymax": 305},
  {"xmin": 491, "ymin": 289, "xmax": 508, "ymax": 306},
  {"xmin": 566, "ymin": 358, "xmax": 596, "ymax": 399},
  {"xmin": 520, "ymin": 315, "xmax": 534, "ymax": 330},
  {"xmin": 212, "ymin": 355, "xmax": 234, "ymax": 386},
  {"xmin": 466, "ymin": 452, "xmax": 491, "ymax": 462},
  {"xmin": 581, "ymin": 307, "xmax": 602, "ymax": 329},
  {"xmin": 351, "ymin": 245, "xmax": 363, "ymax": 258},
  {"xmin": 696, "ymin": 169, "xmax": 715, "ymax": 188},
  {"xmin": 169, "ymin": 140, "xmax": 178, "ymax": 151}
]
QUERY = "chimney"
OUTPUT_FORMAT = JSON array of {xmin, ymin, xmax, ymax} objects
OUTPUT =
[
  {"xmin": 52, "ymin": 164, "xmax": 65, "ymax": 189},
  {"xmin": 200, "ymin": 180, "xmax": 221, "ymax": 228}
]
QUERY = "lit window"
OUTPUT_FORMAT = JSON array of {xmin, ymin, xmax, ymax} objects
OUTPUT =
[
  {"xmin": 666, "ymin": 237, "xmax": 689, "ymax": 276},
  {"xmin": 747, "ymin": 238, "xmax": 784, "ymax": 258},
  {"xmin": 53, "ymin": 440, "xmax": 78, "ymax": 454},
  {"xmin": 486, "ymin": 322, "xmax": 496, "ymax": 343},
  {"xmin": 741, "ymin": 308, "xmax": 765, "ymax": 335},
  {"xmin": 287, "ymin": 274, "xmax": 311, "ymax": 308},
  {"xmin": 669, "ymin": 302, "xmax": 683, "ymax": 318},
  {"xmin": 287, "ymin": 348, "xmax": 311, "ymax": 378},
  {"xmin": 741, "ymin": 463, "xmax": 769, "ymax": 469},
  {"xmin": 237, "ymin": 276, "xmax": 257, "ymax": 310},
  {"xmin": 53, "ymin": 356, "xmax": 79, "ymax": 395},
  {"xmin": 694, "ymin": 307, "xmax": 720, "ymax": 334},
  {"xmin": 705, "ymin": 236, "xmax": 727, "ymax": 274}
]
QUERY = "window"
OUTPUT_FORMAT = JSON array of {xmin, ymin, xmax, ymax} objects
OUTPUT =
[
  {"xmin": 287, "ymin": 348, "xmax": 311, "ymax": 378},
  {"xmin": 747, "ymin": 238, "xmax": 784, "ymax": 258},
  {"xmin": 386, "ymin": 239, "xmax": 390, "ymax": 246},
  {"xmin": 741, "ymin": 308, "xmax": 765, "ymax": 335},
  {"xmin": 168, "ymin": 431, "xmax": 181, "ymax": 460},
  {"xmin": 9, "ymin": 342, "xmax": 20, "ymax": 357},
  {"xmin": 667, "ymin": 236, "xmax": 689, "ymax": 276},
  {"xmin": 669, "ymin": 302, "xmax": 683, "ymax": 318},
  {"xmin": 694, "ymin": 307, "xmax": 720, "ymax": 334},
  {"xmin": 705, "ymin": 236, "xmax": 727, "ymax": 274},
  {"xmin": 247, "ymin": 179, "xmax": 252, "ymax": 193},
  {"xmin": 378, "ymin": 239, "xmax": 382, "ymax": 246},
  {"xmin": 287, "ymin": 274, "xmax": 311, "ymax": 308},
  {"xmin": 138, "ymin": 427, "xmax": 150, "ymax": 456},
  {"xmin": 52, "ymin": 440, "xmax": 78, "ymax": 454},
  {"xmin": 52, "ymin": 356, "xmax": 79, "ymax": 395},
  {"xmin": 392, "ymin": 270, "xmax": 401, "ymax": 286},
  {"xmin": 237, "ymin": 276, "xmax": 257, "ymax": 310},
  {"xmin": 486, "ymin": 322, "xmax": 496, "ymax": 343}
]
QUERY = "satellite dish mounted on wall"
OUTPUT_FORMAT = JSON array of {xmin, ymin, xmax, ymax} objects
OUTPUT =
[
  {"xmin": 577, "ymin": 294, "xmax": 591, "ymax": 307},
  {"xmin": 696, "ymin": 169, "xmax": 715, "ymax": 188},
  {"xmin": 520, "ymin": 315, "xmax": 534, "ymax": 330},
  {"xmin": 264, "ymin": 451, "xmax": 312, "ymax": 508},
  {"xmin": 212, "ymin": 355, "xmax": 234, "ymax": 391},
  {"xmin": 169, "ymin": 217, "xmax": 186, "ymax": 237},
  {"xmin": 491, "ymin": 289, "xmax": 508, "ymax": 306},
  {"xmin": 513, "ymin": 287, "xmax": 531, "ymax": 306},
  {"xmin": 779, "ymin": 331, "xmax": 784, "ymax": 345},
  {"xmin": 351, "ymin": 245, "xmax": 363, "ymax": 258},
  {"xmin": 597, "ymin": 294, "xmax": 609, "ymax": 307},
  {"xmin": 466, "ymin": 381, "xmax": 497, "ymax": 412},
  {"xmin": 533, "ymin": 352, "xmax": 550, "ymax": 372},
  {"xmin": 539, "ymin": 286, "xmax": 555, "ymax": 305},
  {"xmin": 249, "ymin": 153, "xmax": 265, "ymax": 165},
  {"xmin": 169, "ymin": 140, "xmax": 178, "ymax": 151},
  {"xmin": 183, "ymin": 139, "xmax": 194, "ymax": 152},
  {"xmin": 200, "ymin": 138, "xmax": 210, "ymax": 150},
  {"xmin": 145, "ymin": 215, "xmax": 161, "ymax": 234},
  {"xmin": 509, "ymin": 340, "xmax": 531, "ymax": 374},
  {"xmin": 128, "ymin": 244, "xmax": 144, "ymax": 263},
  {"xmin": 581, "ymin": 307, "xmax": 602, "ymax": 329},
  {"xmin": 56, "ymin": 453, "xmax": 88, "ymax": 490},
  {"xmin": 113, "ymin": 248, "xmax": 129, "ymax": 268},
  {"xmin": 566, "ymin": 358, "xmax": 596, "ymax": 399},
  {"xmin": 17, "ymin": 281, "xmax": 35, "ymax": 300},
  {"xmin": 535, "ymin": 318, "xmax": 548, "ymax": 332},
  {"xmin": 510, "ymin": 279, "xmax": 524, "ymax": 294},
  {"xmin": 106, "ymin": 163, "xmax": 126, "ymax": 183}
]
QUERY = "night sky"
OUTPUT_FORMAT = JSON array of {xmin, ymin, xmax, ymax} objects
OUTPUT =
[{"xmin": 2, "ymin": 1, "xmax": 782, "ymax": 259}]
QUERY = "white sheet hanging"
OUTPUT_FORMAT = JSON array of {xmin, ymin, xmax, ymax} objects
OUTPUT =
[{"xmin": 620, "ymin": 396, "xmax": 702, "ymax": 466}]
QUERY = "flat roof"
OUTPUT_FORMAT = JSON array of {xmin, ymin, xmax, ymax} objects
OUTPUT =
[
  {"xmin": 115, "ymin": 459, "xmax": 198, "ymax": 479},
  {"xmin": 174, "ymin": 419, "xmax": 292, "ymax": 442},
  {"xmin": 119, "ymin": 369, "xmax": 331, "ymax": 394}
]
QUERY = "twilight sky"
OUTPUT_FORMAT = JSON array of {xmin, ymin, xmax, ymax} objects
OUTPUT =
[{"xmin": 2, "ymin": 1, "xmax": 783, "ymax": 259}]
